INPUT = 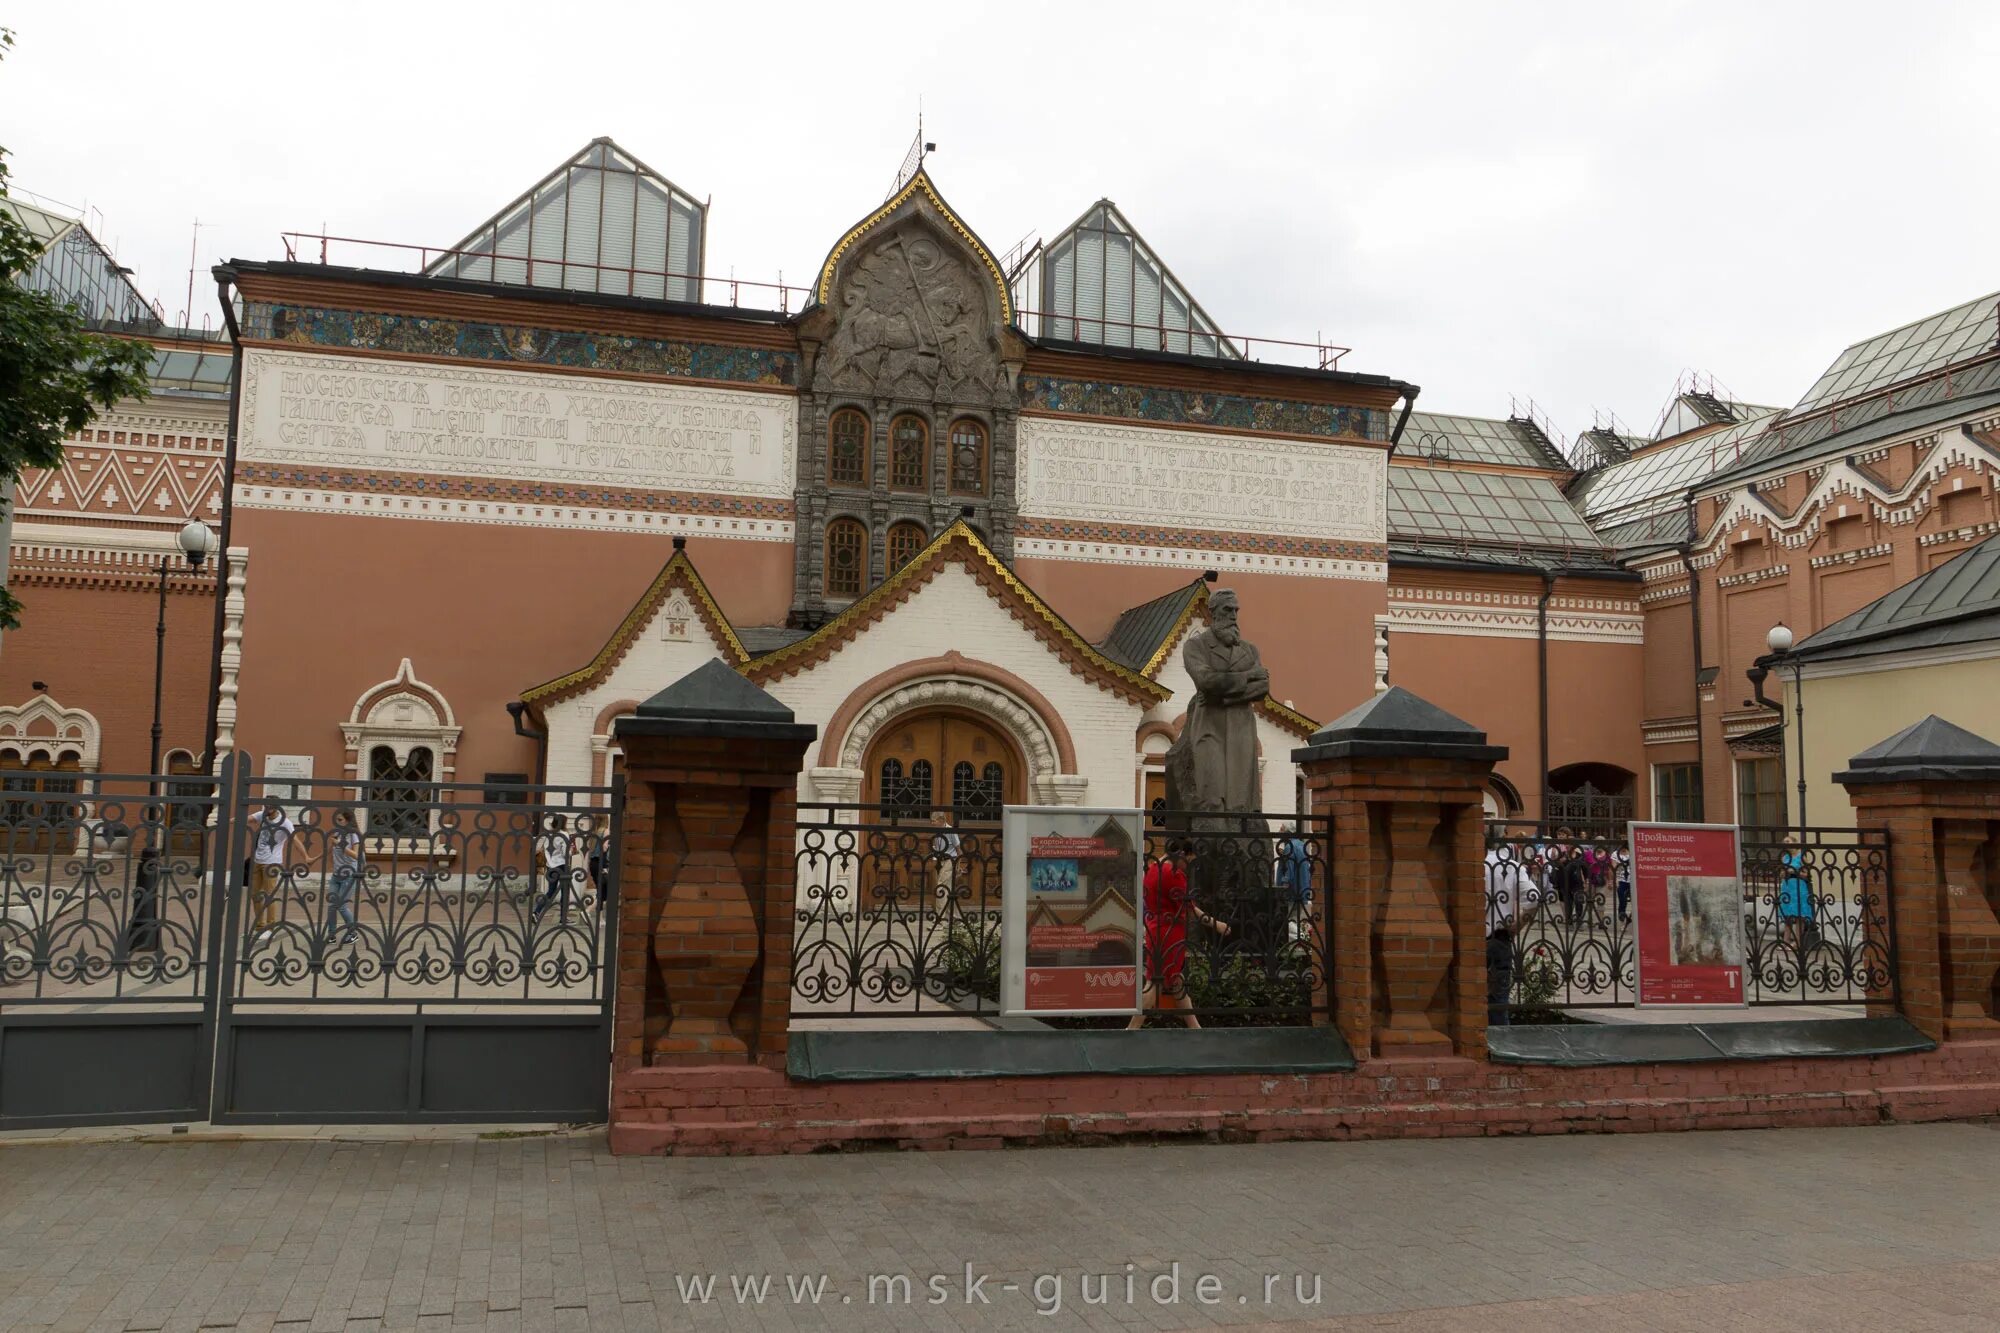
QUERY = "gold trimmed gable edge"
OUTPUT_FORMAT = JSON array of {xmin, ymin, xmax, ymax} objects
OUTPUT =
[
  {"xmin": 813, "ymin": 169, "xmax": 1013, "ymax": 324},
  {"xmin": 519, "ymin": 550, "xmax": 748, "ymax": 707}
]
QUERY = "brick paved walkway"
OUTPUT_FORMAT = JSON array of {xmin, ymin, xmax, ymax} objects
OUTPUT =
[{"xmin": 3, "ymin": 1123, "xmax": 1998, "ymax": 1331}]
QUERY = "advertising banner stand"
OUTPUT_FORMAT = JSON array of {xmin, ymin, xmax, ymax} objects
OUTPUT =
[
  {"xmin": 1001, "ymin": 806, "xmax": 1145, "ymax": 1017},
  {"xmin": 1629, "ymin": 821, "xmax": 1749, "ymax": 1008}
]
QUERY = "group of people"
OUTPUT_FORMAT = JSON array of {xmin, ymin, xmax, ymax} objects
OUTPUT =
[
  {"xmin": 1486, "ymin": 828, "xmax": 1630, "ymax": 930},
  {"xmin": 230, "ymin": 798, "xmax": 606, "ymax": 945}
]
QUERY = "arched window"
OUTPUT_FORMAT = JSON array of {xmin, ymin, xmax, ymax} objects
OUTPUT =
[
  {"xmin": 951, "ymin": 759, "xmax": 1006, "ymax": 817},
  {"xmin": 889, "ymin": 414, "xmax": 928, "ymax": 492},
  {"xmin": 887, "ymin": 522, "xmax": 926, "ymax": 571},
  {"xmin": 881, "ymin": 758, "xmax": 932, "ymax": 816},
  {"xmin": 825, "ymin": 517, "xmax": 867, "ymax": 599},
  {"xmin": 366, "ymin": 744, "xmax": 434, "ymax": 841},
  {"xmin": 949, "ymin": 419, "xmax": 987, "ymax": 496},
  {"xmin": 828, "ymin": 408, "xmax": 869, "ymax": 487}
]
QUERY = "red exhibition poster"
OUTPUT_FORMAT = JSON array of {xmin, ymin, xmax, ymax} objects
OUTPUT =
[
  {"xmin": 1629, "ymin": 822, "xmax": 1747, "ymax": 1007},
  {"xmin": 1002, "ymin": 809, "xmax": 1143, "ymax": 1016}
]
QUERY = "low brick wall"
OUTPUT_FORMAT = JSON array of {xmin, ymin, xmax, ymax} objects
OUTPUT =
[{"xmin": 610, "ymin": 1039, "xmax": 2000, "ymax": 1155}]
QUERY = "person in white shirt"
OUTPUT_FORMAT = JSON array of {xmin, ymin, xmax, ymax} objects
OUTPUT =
[
  {"xmin": 532, "ymin": 814, "xmax": 577, "ymax": 922},
  {"xmin": 246, "ymin": 797, "xmax": 295, "ymax": 936}
]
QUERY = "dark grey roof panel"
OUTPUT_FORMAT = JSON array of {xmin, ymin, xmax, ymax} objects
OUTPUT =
[
  {"xmin": 1097, "ymin": 580, "xmax": 1204, "ymax": 672},
  {"xmin": 737, "ymin": 626, "xmax": 812, "ymax": 656},
  {"xmin": 1796, "ymin": 532, "xmax": 2000, "ymax": 662},
  {"xmin": 1716, "ymin": 363, "xmax": 2000, "ymax": 482}
]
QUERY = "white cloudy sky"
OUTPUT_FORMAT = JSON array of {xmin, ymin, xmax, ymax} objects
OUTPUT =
[{"xmin": 5, "ymin": 0, "xmax": 1996, "ymax": 439}]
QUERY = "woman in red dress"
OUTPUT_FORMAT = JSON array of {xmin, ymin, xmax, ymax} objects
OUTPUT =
[{"xmin": 1129, "ymin": 841, "xmax": 1229, "ymax": 1030}]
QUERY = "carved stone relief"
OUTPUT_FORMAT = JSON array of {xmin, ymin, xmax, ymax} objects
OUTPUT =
[{"xmin": 813, "ymin": 227, "xmax": 1007, "ymax": 406}]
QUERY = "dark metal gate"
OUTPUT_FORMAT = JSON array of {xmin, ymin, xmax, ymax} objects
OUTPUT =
[{"xmin": 0, "ymin": 760, "xmax": 621, "ymax": 1129}]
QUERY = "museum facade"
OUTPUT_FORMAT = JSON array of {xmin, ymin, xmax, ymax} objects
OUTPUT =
[{"xmin": 4, "ymin": 138, "xmax": 1994, "ymax": 832}]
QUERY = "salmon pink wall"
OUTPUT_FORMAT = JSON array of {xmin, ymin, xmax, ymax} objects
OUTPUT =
[
  {"xmin": 230, "ymin": 509, "xmax": 794, "ymax": 784},
  {"xmin": 0, "ymin": 582, "xmax": 214, "ymax": 773},
  {"xmin": 1013, "ymin": 557, "xmax": 1387, "ymax": 726}
]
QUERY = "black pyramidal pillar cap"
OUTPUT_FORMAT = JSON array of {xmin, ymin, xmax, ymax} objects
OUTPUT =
[
  {"xmin": 615, "ymin": 658, "xmax": 818, "ymax": 743},
  {"xmin": 1292, "ymin": 685, "xmax": 1508, "ymax": 764},
  {"xmin": 1834, "ymin": 714, "xmax": 2000, "ymax": 785}
]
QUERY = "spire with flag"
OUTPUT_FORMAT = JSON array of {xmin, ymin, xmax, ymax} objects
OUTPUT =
[{"xmin": 888, "ymin": 105, "xmax": 936, "ymax": 198}]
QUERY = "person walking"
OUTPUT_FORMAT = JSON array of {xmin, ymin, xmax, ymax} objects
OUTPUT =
[
  {"xmin": 930, "ymin": 809, "xmax": 962, "ymax": 902},
  {"xmin": 1487, "ymin": 921, "xmax": 1514, "ymax": 1028},
  {"xmin": 1778, "ymin": 833, "xmax": 1813, "ymax": 952},
  {"xmin": 1273, "ymin": 823, "xmax": 1313, "ymax": 930},
  {"xmin": 325, "ymin": 807, "xmax": 364, "ymax": 946},
  {"xmin": 531, "ymin": 814, "xmax": 577, "ymax": 922},
  {"xmin": 245, "ymin": 797, "xmax": 294, "ymax": 940},
  {"xmin": 1128, "ymin": 841, "xmax": 1229, "ymax": 1030}
]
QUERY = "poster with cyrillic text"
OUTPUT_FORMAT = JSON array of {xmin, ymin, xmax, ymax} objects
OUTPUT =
[{"xmin": 1630, "ymin": 822, "xmax": 1747, "ymax": 1007}]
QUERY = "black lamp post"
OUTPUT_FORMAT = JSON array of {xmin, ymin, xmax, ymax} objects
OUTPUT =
[
  {"xmin": 150, "ymin": 520, "xmax": 216, "ymax": 787},
  {"xmin": 1765, "ymin": 623, "xmax": 1806, "ymax": 832}
]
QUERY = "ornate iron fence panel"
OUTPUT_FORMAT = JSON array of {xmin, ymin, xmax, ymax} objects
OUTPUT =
[
  {"xmin": 218, "ymin": 777, "xmax": 617, "ymax": 1008},
  {"xmin": 1739, "ymin": 827, "xmax": 1896, "ymax": 1007},
  {"xmin": 208, "ymin": 773, "xmax": 622, "ymax": 1125},
  {"xmin": 0, "ymin": 762, "xmax": 239, "ymax": 1129},
  {"xmin": 1486, "ymin": 821, "xmax": 1899, "ymax": 1017},
  {"xmin": 790, "ymin": 805, "xmax": 1329, "ymax": 1025}
]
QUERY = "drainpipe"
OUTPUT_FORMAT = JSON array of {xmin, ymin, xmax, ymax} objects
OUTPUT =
[
  {"xmin": 506, "ymin": 701, "xmax": 549, "ymax": 784},
  {"xmin": 1677, "ymin": 486, "xmax": 1705, "ymax": 818},
  {"xmin": 1387, "ymin": 385, "xmax": 1421, "ymax": 452},
  {"xmin": 1537, "ymin": 568, "xmax": 1555, "ymax": 821},
  {"xmin": 203, "ymin": 273, "xmax": 244, "ymax": 773}
]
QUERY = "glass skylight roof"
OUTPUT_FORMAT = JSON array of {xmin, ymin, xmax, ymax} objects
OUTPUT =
[
  {"xmin": 147, "ymin": 345, "xmax": 233, "ymax": 397},
  {"xmin": 1570, "ymin": 409, "xmax": 1777, "ymax": 523},
  {"xmin": 1035, "ymin": 201, "xmax": 1237, "ymax": 359},
  {"xmin": 1399, "ymin": 411, "xmax": 1566, "ymax": 469},
  {"xmin": 5, "ymin": 197, "xmax": 161, "ymax": 329},
  {"xmin": 1792, "ymin": 290, "xmax": 2000, "ymax": 413},
  {"xmin": 428, "ymin": 139, "xmax": 705, "ymax": 302},
  {"xmin": 1388, "ymin": 467, "xmax": 1605, "ymax": 552}
]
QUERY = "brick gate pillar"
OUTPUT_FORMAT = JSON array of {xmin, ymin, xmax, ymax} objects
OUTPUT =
[
  {"xmin": 1836, "ymin": 715, "xmax": 2000, "ymax": 1044},
  {"xmin": 611, "ymin": 659, "xmax": 816, "ymax": 1072},
  {"xmin": 1291, "ymin": 687, "xmax": 1506, "ymax": 1060}
]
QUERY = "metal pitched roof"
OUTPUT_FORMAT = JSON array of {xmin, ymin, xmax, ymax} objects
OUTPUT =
[
  {"xmin": 1793, "ymin": 290, "xmax": 2000, "ymax": 414},
  {"xmin": 1795, "ymin": 532, "xmax": 2000, "ymax": 663},
  {"xmin": 1400, "ymin": 411, "xmax": 1569, "ymax": 470},
  {"xmin": 1029, "ymin": 199, "xmax": 1239, "ymax": 360},
  {"xmin": 1096, "ymin": 580, "xmax": 1206, "ymax": 673}
]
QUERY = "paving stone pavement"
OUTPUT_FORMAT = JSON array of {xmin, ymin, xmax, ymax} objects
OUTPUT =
[{"xmin": 3, "ymin": 1122, "xmax": 2000, "ymax": 1331}]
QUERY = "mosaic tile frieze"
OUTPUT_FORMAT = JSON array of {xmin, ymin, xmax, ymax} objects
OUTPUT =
[
  {"xmin": 243, "ymin": 301, "xmax": 798, "ymax": 388},
  {"xmin": 1015, "ymin": 515, "xmax": 1386, "ymax": 562},
  {"xmin": 1017, "ymin": 374, "xmax": 1380, "ymax": 442},
  {"xmin": 235, "ymin": 463, "xmax": 794, "ymax": 520}
]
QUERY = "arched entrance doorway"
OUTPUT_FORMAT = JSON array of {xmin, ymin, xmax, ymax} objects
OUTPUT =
[
  {"xmin": 1545, "ymin": 762, "xmax": 1636, "ymax": 828},
  {"xmin": 861, "ymin": 709, "xmax": 1024, "ymax": 821}
]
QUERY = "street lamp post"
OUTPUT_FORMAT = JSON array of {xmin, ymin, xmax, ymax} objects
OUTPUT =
[
  {"xmin": 1766, "ymin": 623, "xmax": 1806, "ymax": 832},
  {"xmin": 150, "ymin": 520, "xmax": 216, "ymax": 789}
]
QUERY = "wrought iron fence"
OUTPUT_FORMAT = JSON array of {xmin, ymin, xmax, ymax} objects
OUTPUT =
[
  {"xmin": 0, "ymin": 770, "xmax": 229, "ymax": 1003},
  {"xmin": 222, "ymin": 776, "xmax": 621, "ymax": 1007},
  {"xmin": 1485, "ymin": 821, "xmax": 1896, "ymax": 1016},
  {"xmin": 790, "ymin": 805, "xmax": 1328, "ymax": 1026}
]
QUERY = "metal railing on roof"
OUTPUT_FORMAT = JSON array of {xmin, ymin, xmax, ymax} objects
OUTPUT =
[
  {"xmin": 276, "ymin": 232, "xmax": 810, "ymax": 313},
  {"xmin": 1016, "ymin": 307, "xmax": 1351, "ymax": 370}
]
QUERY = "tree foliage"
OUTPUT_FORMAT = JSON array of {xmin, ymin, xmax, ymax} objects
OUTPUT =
[{"xmin": 0, "ymin": 28, "xmax": 155, "ymax": 628}]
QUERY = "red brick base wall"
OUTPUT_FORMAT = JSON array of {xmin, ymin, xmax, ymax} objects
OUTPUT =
[{"xmin": 610, "ymin": 1040, "xmax": 2000, "ymax": 1155}]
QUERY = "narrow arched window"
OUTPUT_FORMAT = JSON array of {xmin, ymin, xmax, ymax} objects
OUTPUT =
[
  {"xmin": 890, "ymin": 414, "xmax": 928, "ymax": 492},
  {"xmin": 825, "ymin": 517, "xmax": 867, "ymax": 599},
  {"xmin": 828, "ymin": 408, "xmax": 869, "ymax": 487},
  {"xmin": 949, "ymin": 419, "xmax": 987, "ymax": 495},
  {"xmin": 887, "ymin": 522, "xmax": 926, "ymax": 571}
]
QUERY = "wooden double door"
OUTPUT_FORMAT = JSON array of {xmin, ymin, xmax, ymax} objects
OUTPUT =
[{"xmin": 863, "ymin": 711, "xmax": 1022, "ymax": 819}]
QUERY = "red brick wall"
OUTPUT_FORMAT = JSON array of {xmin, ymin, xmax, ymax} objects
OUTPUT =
[{"xmin": 610, "ymin": 1039, "xmax": 2000, "ymax": 1155}]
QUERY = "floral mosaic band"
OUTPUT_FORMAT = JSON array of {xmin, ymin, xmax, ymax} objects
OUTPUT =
[
  {"xmin": 1017, "ymin": 374, "xmax": 1381, "ymax": 442},
  {"xmin": 235, "ymin": 463, "xmax": 794, "ymax": 520},
  {"xmin": 1015, "ymin": 516, "xmax": 1386, "ymax": 562},
  {"xmin": 241, "ymin": 301, "xmax": 798, "ymax": 389}
]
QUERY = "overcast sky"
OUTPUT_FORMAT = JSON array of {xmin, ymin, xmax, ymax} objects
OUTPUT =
[{"xmin": 5, "ymin": 1, "xmax": 1996, "ymax": 442}]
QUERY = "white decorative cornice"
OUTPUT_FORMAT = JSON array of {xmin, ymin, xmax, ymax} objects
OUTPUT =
[
  {"xmin": 1383, "ymin": 601, "xmax": 1643, "ymax": 644},
  {"xmin": 1715, "ymin": 563, "xmax": 1791, "ymax": 589},
  {"xmin": 1808, "ymin": 542, "xmax": 1893, "ymax": 569}
]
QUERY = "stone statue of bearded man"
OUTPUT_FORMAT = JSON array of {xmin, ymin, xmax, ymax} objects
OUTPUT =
[{"xmin": 1163, "ymin": 589, "xmax": 1270, "ymax": 822}]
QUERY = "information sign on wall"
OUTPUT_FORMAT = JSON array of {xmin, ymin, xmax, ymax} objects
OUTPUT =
[
  {"xmin": 1002, "ymin": 807, "xmax": 1144, "ymax": 1016},
  {"xmin": 1630, "ymin": 822, "xmax": 1748, "ymax": 1007}
]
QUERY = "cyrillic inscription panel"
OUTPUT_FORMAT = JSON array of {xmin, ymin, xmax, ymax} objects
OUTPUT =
[
  {"xmin": 241, "ymin": 349, "xmax": 795, "ymax": 497},
  {"xmin": 1016, "ymin": 416, "xmax": 1385, "ymax": 543}
]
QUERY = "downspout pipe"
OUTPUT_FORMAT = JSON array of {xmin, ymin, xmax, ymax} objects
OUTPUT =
[
  {"xmin": 1677, "ymin": 486, "xmax": 1705, "ymax": 817},
  {"xmin": 506, "ymin": 701, "xmax": 550, "ymax": 785},
  {"xmin": 1387, "ymin": 385, "xmax": 1421, "ymax": 452},
  {"xmin": 1537, "ymin": 568, "xmax": 1555, "ymax": 822},
  {"xmin": 203, "ymin": 271, "xmax": 244, "ymax": 775}
]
